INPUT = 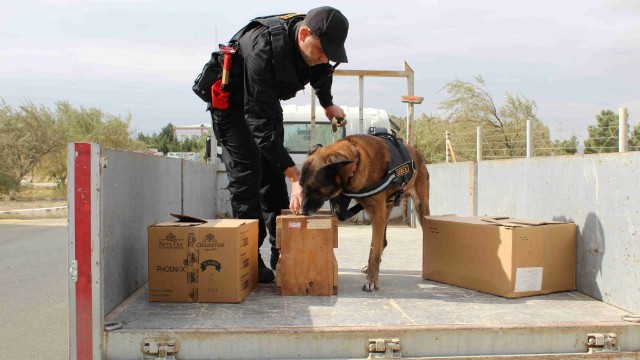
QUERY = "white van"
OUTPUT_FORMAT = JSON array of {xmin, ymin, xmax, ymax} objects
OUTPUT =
[
  {"xmin": 210, "ymin": 104, "xmax": 392, "ymax": 165},
  {"xmin": 281, "ymin": 104, "xmax": 391, "ymax": 164}
]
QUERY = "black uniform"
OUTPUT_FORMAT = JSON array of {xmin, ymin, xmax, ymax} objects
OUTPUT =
[{"xmin": 210, "ymin": 16, "xmax": 336, "ymax": 273}]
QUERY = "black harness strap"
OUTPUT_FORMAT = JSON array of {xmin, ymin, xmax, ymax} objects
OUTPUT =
[
  {"xmin": 330, "ymin": 193, "xmax": 363, "ymax": 221},
  {"xmin": 329, "ymin": 129, "xmax": 415, "ymax": 220},
  {"xmin": 342, "ymin": 130, "xmax": 415, "ymax": 201},
  {"xmin": 253, "ymin": 17, "xmax": 286, "ymax": 89}
]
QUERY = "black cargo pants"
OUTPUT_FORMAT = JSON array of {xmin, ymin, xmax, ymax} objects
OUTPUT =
[{"xmin": 209, "ymin": 61, "xmax": 288, "ymax": 268}]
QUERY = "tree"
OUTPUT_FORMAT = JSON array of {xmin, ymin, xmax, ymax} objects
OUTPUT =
[
  {"xmin": 36, "ymin": 101, "xmax": 146, "ymax": 189},
  {"xmin": 0, "ymin": 100, "xmax": 66, "ymax": 199},
  {"xmin": 410, "ymin": 113, "xmax": 450, "ymax": 163},
  {"xmin": 157, "ymin": 123, "xmax": 176, "ymax": 154},
  {"xmin": 630, "ymin": 123, "xmax": 640, "ymax": 151},
  {"xmin": 393, "ymin": 113, "xmax": 479, "ymax": 163},
  {"xmin": 437, "ymin": 75, "xmax": 529, "ymax": 158},
  {"xmin": 136, "ymin": 123, "xmax": 178, "ymax": 154},
  {"xmin": 552, "ymin": 135, "xmax": 579, "ymax": 155},
  {"xmin": 137, "ymin": 123, "xmax": 208, "ymax": 156},
  {"xmin": 437, "ymin": 75, "xmax": 572, "ymax": 159},
  {"xmin": 583, "ymin": 110, "xmax": 620, "ymax": 154}
]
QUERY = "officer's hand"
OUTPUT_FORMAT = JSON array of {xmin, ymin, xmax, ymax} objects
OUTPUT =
[
  {"xmin": 285, "ymin": 165, "xmax": 303, "ymax": 215},
  {"xmin": 324, "ymin": 105, "xmax": 346, "ymax": 121},
  {"xmin": 289, "ymin": 180, "xmax": 303, "ymax": 215}
]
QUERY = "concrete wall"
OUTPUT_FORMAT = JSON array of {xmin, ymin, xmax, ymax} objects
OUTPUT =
[
  {"xmin": 101, "ymin": 149, "xmax": 215, "ymax": 315},
  {"xmin": 428, "ymin": 152, "xmax": 640, "ymax": 314}
]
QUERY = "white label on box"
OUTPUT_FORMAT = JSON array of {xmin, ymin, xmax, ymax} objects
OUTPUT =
[
  {"xmin": 288, "ymin": 222, "xmax": 302, "ymax": 229},
  {"xmin": 306, "ymin": 219, "xmax": 332, "ymax": 229},
  {"xmin": 514, "ymin": 267, "xmax": 543, "ymax": 292}
]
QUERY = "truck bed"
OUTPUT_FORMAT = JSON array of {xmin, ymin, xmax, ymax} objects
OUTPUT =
[{"xmin": 104, "ymin": 225, "xmax": 639, "ymax": 359}]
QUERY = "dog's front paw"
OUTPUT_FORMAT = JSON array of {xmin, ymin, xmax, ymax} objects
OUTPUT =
[{"xmin": 361, "ymin": 280, "xmax": 379, "ymax": 292}]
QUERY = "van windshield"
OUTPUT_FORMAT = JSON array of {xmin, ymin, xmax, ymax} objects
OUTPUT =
[{"xmin": 283, "ymin": 122, "xmax": 339, "ymax": 153}]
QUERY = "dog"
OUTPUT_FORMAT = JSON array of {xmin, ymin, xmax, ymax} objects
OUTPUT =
[{"xmin": 300, "ymin": 133, "xmax": 430, "ymax": 291}]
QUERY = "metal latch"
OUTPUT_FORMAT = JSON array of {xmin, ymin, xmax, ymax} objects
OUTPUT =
[
  {"xmin": 141, "ymin": 338, "xmax": 178, "ymax": 360},
  {"xmin": 70, "ymin": 260, "xmax": 78, "ymax": 282},
  {"xmin": 100, "ymin": 156, "xmax": 109, "ymax": 168},
  {"xmin": 368, "ymin": 338, "xmax": 401, "ymax": 359},
  {"xmin": 587, "ymin": 333, "xmax": 619, "ymax": 353}
]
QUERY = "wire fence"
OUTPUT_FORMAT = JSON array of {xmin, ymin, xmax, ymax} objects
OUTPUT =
[{"xmin": 443, "ymin": 109, "xmax": 638, "ymax": 162}]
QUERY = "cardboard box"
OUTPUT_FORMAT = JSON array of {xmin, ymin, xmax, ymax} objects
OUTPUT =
[
  {"xmin": 275, "ymin": 214, "xmax": 338, "ymax": 296},
  {"xmin": 423, "ymin": 215, "xmax": 576, "ymax": 298},
  {"xmin": 148, "ymin": 214, "xmax": 258, "ymax": 303}
]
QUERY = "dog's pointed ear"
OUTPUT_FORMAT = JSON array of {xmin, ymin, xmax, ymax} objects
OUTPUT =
[
  {"xmin": 326, "ymin": 153, "xmax": 353, "ymax": 166},
  {"xmin": 322, "ymin": 154, "xmax": 353, "ymax": 175},
  {"xmin": 308, "ymin": 144, "xmax": 323, "ymax": 155}
]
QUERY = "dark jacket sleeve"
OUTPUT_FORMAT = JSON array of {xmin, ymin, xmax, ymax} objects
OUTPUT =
[
  {"xmin": 310, "ymin": 64, "xmax": 334, "ymax": 108},
  {"xmin": 241, "ymin": 30, "xmax": 295, "ymax": 173}
]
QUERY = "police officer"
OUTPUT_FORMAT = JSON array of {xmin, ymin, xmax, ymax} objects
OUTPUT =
[{"xmin": 210, "ymin": 6, "xmax": 349, "ymax": 282}]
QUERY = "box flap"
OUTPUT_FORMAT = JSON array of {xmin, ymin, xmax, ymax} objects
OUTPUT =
[
  {"xmin": 480, "ymin": 217, "xmax": 528, "ymax": 227},
  {"xmin": 149, "ymin": 213, "xmax": 209, "ymax": 227},
  {"xmin": 426, "ymin": 215, "xmax": 500, "ymax": 225},
  {"xmin": 170, "ymin": 213, "xmax": 208, "ymax": 223},
  {"xmin": 426, "ymin": 215, "xmax": 572, "ymax": 228},
  {"xmin": 481, "ymin": 217, "xmax": 569, "ymax": 227},
  {"xmin": 199, "ymin": 219, "xmax": 257, "ymax": 228}
]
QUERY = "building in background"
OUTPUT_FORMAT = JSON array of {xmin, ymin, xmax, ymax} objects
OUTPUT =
[{"xmin": 173, "ymin": 124, "xmax": 211, "ymax": 141}]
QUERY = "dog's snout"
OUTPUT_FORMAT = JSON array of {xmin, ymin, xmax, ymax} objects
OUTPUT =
[{"xmin": 301, "ymin": 195, "xmax": 324, "ymax": 216}]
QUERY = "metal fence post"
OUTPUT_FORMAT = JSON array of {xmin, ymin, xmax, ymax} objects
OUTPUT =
[
  {"xmin": 445, "ymin": 131, "xmax": 450, "ymax": 163},
  {"xmin": 526, "ymin": 119, "xmax": 533, "ymax": 158},
  {"xmin": 359, "ymin": 76, "xmax": 364, "ymax": 134},
  {"xmin": 619, "ymin": 107, "xmax": 628, "ymax": 153},
  {"xmin": 476, "ymin": 126, "xmax": 483, "ymax": 161}
]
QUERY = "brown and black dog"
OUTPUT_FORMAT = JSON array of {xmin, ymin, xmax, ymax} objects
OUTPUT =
[{"xmin": 300, "ymin": 134, "xmax": 430, "ymax": 291}]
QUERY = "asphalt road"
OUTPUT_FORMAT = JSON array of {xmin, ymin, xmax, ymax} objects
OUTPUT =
[{"xmin": 0, "ymin": 219, "xmax": 68, "ymax": 360}]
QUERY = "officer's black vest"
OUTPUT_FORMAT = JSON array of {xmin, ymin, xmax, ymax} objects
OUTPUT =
[{"xmin": 232, "ymin": 13, "xmax": 306, "ymax": 101}]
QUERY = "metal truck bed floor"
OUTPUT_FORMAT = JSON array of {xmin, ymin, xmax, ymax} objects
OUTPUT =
[{"xmin": 105, "ymin": 225, "xmax": 639, "ymax": 359}]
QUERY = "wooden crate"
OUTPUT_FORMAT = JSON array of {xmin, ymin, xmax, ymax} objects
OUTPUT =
[{"xmin": 275, "ymin": 215, "xmax": 338, "ymax": 296}]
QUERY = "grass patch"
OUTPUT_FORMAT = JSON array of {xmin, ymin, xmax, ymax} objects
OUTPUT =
[{"xmin": 1, "ymin": 184, "xmax": 67, "ymax": 202}]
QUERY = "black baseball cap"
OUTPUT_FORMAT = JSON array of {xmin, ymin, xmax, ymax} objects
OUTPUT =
[{"xmin": 305, "ymin": 6, "xmax": 349, "ymax": 63}]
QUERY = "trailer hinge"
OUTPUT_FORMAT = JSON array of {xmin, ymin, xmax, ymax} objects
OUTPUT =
[
  {"xmin": 587, "ymin": 333, "xmax": 620, "ymax": 353},
  {"xmin": 141, "ymin": 338, "xmax": 178, "ymax": 360},
  {"xmin": 368, "ymin": 338, "xmax": 401, "ymax": 359},
  {"xmin": 70, "ymin": 260, "xmax": 78, "ymax": 282}
]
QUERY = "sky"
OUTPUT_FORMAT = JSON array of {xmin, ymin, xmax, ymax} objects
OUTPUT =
[{"xmin": 1, "ymin": 0, "xmax": 639, "ymax": 142}]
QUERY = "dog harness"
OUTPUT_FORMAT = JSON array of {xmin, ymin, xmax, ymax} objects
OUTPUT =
[{"xmin": 330, "ymin": 128, "xmax": 416, "ymax": 221}]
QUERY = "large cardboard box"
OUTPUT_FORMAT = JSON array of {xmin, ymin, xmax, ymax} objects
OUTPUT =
[
  {"xmin": 275, "ymin": 214, "xmax": 338, "ymax": 296},
  {"xmin": 148, "ymin": 214, "xmax": 258, "ymax": 303},
  {"xmin": 423, "ymin": 215, "xmax": 576, "ymax": 298}
]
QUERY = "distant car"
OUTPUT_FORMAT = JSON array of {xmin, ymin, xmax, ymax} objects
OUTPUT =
[{"xmin": 167, "ymin": 152, "xmax": 200, "ymax": 161}]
